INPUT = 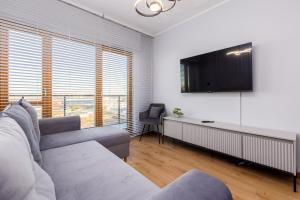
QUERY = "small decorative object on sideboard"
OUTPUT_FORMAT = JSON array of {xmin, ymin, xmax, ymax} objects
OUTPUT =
[{"xmin": 173, "ymin": 107, "xmax": 184, "ymax": 118}]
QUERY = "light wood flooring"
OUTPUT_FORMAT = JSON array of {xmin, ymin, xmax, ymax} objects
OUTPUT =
[{"xmin": 127, "ymin": 133, "xmax": 300, "ymax": 200}]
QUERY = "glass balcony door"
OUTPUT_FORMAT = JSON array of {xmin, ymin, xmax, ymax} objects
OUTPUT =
[
  {"xmin": 102, "ymin": 49, "xmax": 128, "ymax": 128},
  {"xmin": 52, "ymin": 37, "xmax": 96, "ymax": 128}
]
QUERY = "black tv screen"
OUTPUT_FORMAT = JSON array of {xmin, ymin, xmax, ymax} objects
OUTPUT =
[{"xmin": 180, "ymin": 43, "xmax": 253, "ymax": 93}]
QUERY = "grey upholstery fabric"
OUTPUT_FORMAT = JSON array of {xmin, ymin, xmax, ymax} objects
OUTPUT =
[
  {"xmin": 40, "ymin": 126, "xmax": 130, "ymax": 151},
  {"xmin": 139, "ymin": 104, "xmax": 165, "ymax": 125},
  {"xmin": 42, "ymin": 141, "xmax": 159, "ymax": 200},
  {"xmin": 4, "ymin": 105, "xmax": 42, "ymax": 164},
  {"xmin": 0, "ymin": 116, "xmax": 55, "ymax": 200},
  {"xmin": 149, "ymin": 106, "xmax": 162, "ymax": 118},
  {"xmin": 139, "ymin": 110, "xmax": 149, "ymax": 120},
  {"xmin": 39, "ymin": 116, "xmax": 81, "ymax": 135},
  {"xmin": 33, "ymin": 162, "xmax": 56, "ymax": 200},
  {"xmin": 0, "ymin": 116, "xmax": 36, "ymax": 200},
  {"xmin": 147, "ymin": 169, "xmax": 232, "ymax": 200},
  {"xmin": 140, "ymin": 118, "xmax": 160, "ymax": 125},
  {"xmin": 108, "ymin": 143, "xmax": 130, "ymax": 159},
  {"xmin": 1, "ymin": 113, "xmax": 232, "ymax": 200},
  {"xmin": 18, "ymin": 97, "xmax": 41, "ymax": 142}
]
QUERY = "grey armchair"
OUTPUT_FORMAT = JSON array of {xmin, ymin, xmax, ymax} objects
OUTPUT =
[{"xmin": 139, "ymin": 103, "xmax": 166, "ymax": 143}]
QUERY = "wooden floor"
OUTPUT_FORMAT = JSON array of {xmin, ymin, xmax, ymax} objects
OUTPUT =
[{"xmin": 127, "ymin": 133, "xmax": 300, "ymax": 200}]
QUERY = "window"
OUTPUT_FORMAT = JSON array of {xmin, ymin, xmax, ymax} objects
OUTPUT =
[
  {"xmin": 0, "ymin": 20, "xmax": 132, "ymax": 131},
  {"xmin": 8, "ymin": 30, "xmax": 43, "ymax": 116},
  {"xmin": 102, "ymin": 49, "xmax": 128, "ymax": 128},
  {"xmin": 52, "ymin": 38, "xmax": 96, "ymax": 128}
]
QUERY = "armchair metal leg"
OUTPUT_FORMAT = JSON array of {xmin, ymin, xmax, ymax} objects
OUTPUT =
[
  {"xmin": 139, "ymin": 124, "xmax": 146, "ymax": 142},
  {"xmin": 293, "ymin": 175, "xmax": 297, "ymax": 192},
  {"xmin": 157, "ymin": 125, "xmax": 160, "ymax": 144},
  {"xmin": 162, "ymin": 123, "xmax": 165, "ymax": 144}
]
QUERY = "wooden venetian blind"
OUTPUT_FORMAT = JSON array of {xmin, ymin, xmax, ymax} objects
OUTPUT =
[
  {"xmin": 95, "ymin": 45, "xmax": 103, "ymax": 127},
  {"xmin": 0, "ymin": 22, "xmax": 9, "ymax": 111},
  {"xmin": 8, "ymin": 30, "xmax": 43, "ymax": 109},
  {"xmin": 42, "ymin": 35, "xmax": 52, "ymax": 118},
  {"xmin": 0, "ymin": 19, "xmax": 133, "ymax": 133},
  {"xmin": 0, "ymin": 29, "xmax": 43, "ymax": 116},
  {"xmin": 0, "ymin": 19, "xmax": 52, "ymax": 116}
]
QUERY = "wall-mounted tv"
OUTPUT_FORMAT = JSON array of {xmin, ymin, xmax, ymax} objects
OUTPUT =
[{"xmin": 180, "ymin": 43, "xmax": 253, "ymax": 93}]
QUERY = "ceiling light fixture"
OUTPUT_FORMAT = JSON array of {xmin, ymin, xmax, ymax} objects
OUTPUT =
[{"xmin": 135, "ymin": 0, "xmax": 181, "ymax": 17}]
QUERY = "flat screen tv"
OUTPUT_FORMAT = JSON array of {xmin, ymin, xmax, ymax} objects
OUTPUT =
[{"xmin": 180, "ymin": 43, "xmax": 253, "ymax": 93}]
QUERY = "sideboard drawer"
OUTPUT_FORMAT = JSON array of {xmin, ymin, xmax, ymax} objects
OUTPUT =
[
  {"xmin": 207, "ymin": 128, "xmax": 242, "ymax": 158},
  {"xmin": 164, "ymin": 120, "xmax": 182, "ymax": 140},
  {"xmin": 182, "ymin": 123, "xmax": 209, "ymax": 148},
  {"xmin": 243, "ymin": 135, "xmax": 296, "ymax": 174}
]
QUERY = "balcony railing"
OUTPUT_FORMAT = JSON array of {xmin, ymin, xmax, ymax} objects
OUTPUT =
[{"xmin": 10, "ymin": 94, "xmax": 128, "ymax": 128}]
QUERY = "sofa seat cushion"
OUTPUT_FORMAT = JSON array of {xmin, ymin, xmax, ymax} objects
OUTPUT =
[
  {"xmin": 40, "ymin": 126, "xmax": 130, "ymax": 151},
  {"xmin": 41, "ymin": 141, "xmax": 159, "ymax": 200}
]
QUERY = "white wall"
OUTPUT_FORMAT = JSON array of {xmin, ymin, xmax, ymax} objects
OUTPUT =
[{"xmin": 153, "ymin": 0, "xmax": 300, "ymax": 171}]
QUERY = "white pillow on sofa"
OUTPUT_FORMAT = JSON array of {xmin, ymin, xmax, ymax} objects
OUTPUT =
[
  {"xmin": 32, "ymin": 161, "xmax": 56, "ymax": 200},
  {"xmin": 0, "ymin": 115, "xmax": 55, "ymax": 200}
]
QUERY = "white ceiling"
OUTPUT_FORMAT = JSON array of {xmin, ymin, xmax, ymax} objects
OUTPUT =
[{"xmin": 61, "ymin": 0, "xmax": 229, "ymax": 36}]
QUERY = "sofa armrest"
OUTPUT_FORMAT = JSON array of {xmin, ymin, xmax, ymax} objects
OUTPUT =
[
  {"xmin": 147, "ymin": 169, "xmax": 232, "ymax": 200},
  {"xmin": 39, "ymin": 116, "xmax": 81, "ymax": 135},
  {"xmin": 139, "ymin": 110, "xmax": 149, "ymax": 120}
]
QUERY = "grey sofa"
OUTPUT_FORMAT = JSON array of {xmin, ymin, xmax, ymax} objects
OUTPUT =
[{"xmin": 0, "ymin": 104, "xmax": 232, "ymax": 200}]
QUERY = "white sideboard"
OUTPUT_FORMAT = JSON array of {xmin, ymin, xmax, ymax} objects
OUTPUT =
[{"xmin": 163, "ymin": 116, "xmax": 298, "ymax": 192}]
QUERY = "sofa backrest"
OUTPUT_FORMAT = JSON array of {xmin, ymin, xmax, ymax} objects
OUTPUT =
[{"xmin": 3, "ymin": 104, "xmax": 43, "ymax": 165}]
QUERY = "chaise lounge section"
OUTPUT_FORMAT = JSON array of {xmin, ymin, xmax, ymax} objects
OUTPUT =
[
  {"xmin": 0, "ymin": 101, "xmax": 232, "ymax": 200},
  {"xmin": 39, "ymin": 116, "xmax": 130, "ymax": 160}
]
